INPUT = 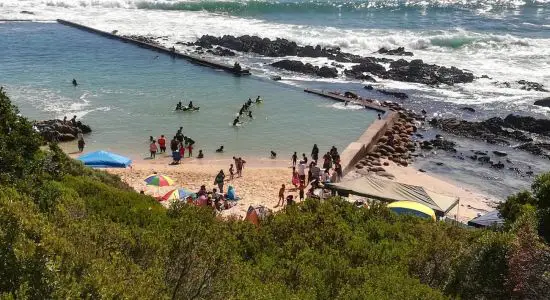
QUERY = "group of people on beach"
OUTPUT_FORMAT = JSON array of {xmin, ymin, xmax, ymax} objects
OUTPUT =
[
  {"xmin": 147, "ymin": 126, "xmax": 204, "ymax": 163},
  {"xmin": 275, "ymin": 144, "xmax": 342, "ymax": 208},
  {"xmin": 233, "ymin": 96, "xmax": 262, "ymax": 126},
  {"xmin": 187, "ymin": 183, "xmax": 240, "ymax": 212}
]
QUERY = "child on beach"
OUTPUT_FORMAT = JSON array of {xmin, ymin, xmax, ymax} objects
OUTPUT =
[
  {"xmin": 229, "ymin": 164, "xmax": 234, "ymax": 180},
  {"xmin": 275, "ymin": 184, "xmax": 285, "ymax": 208},
  {"xmin": 179, "ymin": 143, "xmax": 185, "ymax": 159},
  {"xmin": 149, "ymin": 140, "xmax": 158, "ymax": 159},
  {"xmin": 187, "ymin": 143, "xmax": 193, "ymax": 157}
]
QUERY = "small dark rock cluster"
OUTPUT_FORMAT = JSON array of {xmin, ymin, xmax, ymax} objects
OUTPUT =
[
  {"xmin": 34, "ymin": 120, "xmax": 91, "ymax": 143},
  {"xmin": 377, "ymin": 47, "xmax": 413, "ymax": 56},
  {"xmin": 271, "ymin": 60, "xmax": 338, "ymax": 78}
]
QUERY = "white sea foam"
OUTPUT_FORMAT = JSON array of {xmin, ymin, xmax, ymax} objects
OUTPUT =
[{"xmin": 1, "ymin": 0, "xmax": 549, "ymax": 110}]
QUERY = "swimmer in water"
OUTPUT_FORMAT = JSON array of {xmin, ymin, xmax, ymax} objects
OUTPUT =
[
  {"xmin": 188, "ymin": 101, "xmax": 193, "ymax": 109},
  {"xmin": 248, "ymin": 111, "xmax": 253, "ymax": 118},
  {"xmin": 176, "ymin": 101, "xmax": 182, "ymax": 110},
  {"xmin": 72, "ymin": 79, "xmax": 78, "ymax": 87},
  {"xmin": 216, "ymin": 145, "xmax": 224, "ymax": 153},
  {"xmin": 233, "ymin": 117, "xmax": 240, "ymax": 126},
  {"xmin": 255, "ymin": 96, "xmax": 261, "ymax": 103},
  {"xmin": 247, "ymin": 98, "xmax": 252, "ymax": 106}
]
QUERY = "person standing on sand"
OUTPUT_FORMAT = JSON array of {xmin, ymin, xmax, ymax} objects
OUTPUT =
[
  {"xmin": 291, "ymin": 152, "xmax": 297, "ymax": 167},
  {"xmin": 238, "ymin": 157, "xmax": 246, "ymax": 177},
  {"xmin": 77, "ymin": 137, "xmax": 85, "ymax": 152},
  {"xmin": 179, "ymin": 142, "xmax": 185, "ymax": 159},
  {"xmin": 299, "ymin": 184, "xmax": 305, "ymax": 201},
  {"xmin": 292, "ymin": 166, "xmax": 300, "ymax": 188},
  {"xmin": 229, "ymin": 164, "xmax": 234, "ymax": 180},
  {"xmin": 187, "ymin": 143, "xmax": 193, "ymax": 157},
  {"xmin": 275, "ymin": 184, "xmax": 285, "ymax": 208},
  {"xmin": 170, "ymin": 136, "xmax": 178, "ymax": 153},
  {"xmin": 158, "ymin": 135, "xmax": 166, "ymax": 153},
  {"xmin": 297, "ymin": 161, "xmax": 306, "ymax": 185},
  {"xmin": 149, "ymin": 140, "xmax": 158, "ymax": 159},
  {"xmin": 302, "ymin": 153, "xmax": 308, "ymax": 164},
  {"xmin": 215, "ymin": 170, "xmax": 225, "ymax": 193},
  {"xmin": 334, "ymin": 162, "xmax": 343, "ymax": 182},
  {"xmin": 311, "ymin": 144, "xmax": 319, "ymax": 162}
]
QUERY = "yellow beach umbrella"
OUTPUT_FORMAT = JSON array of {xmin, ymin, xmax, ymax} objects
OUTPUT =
[{"xmin": 388, "ymin": 201, "xmax": 436, "ymax": 220}]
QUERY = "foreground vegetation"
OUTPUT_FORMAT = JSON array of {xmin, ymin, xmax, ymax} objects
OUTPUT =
[{"xmin": 1, "ymin": 87, "xmax": 549, "ymax": 299}]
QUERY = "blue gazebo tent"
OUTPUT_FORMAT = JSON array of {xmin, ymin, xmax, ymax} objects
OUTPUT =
[
  {"xmin": 467, "ymin": 210, "xmax": 504, "ymax": 228},
  {"xmin": 78, "ymin": 150, "xmax": 132, "ymax": 168}
]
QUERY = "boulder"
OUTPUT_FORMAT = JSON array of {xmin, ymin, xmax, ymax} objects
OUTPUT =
[
  {"xmin": 377, "ymin": 47, "xmax": 413, "ymax": 56},
  {"xmin": 271, "ymin": 60, "xmax": 338, "ymax": 78},
  {"xmin": 534, "ymin": 97, "xmax": 550, "ymax": 108},
  {"xmin": 493, "ymin": 150, "xmax": 507, "ymax": 157},
  {"xmin": 461, "ymin": 107, "xmax": 475, "ymax": 113},
  {"xmin": 378, "ymin": 89, "xmax": 408, "ymax": 99}
]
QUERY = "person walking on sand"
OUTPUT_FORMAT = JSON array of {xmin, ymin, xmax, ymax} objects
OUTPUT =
[
  {"xmin": 149, "ymin": 140, "xmax": 158, "ymax": 159},
  {"xmin": 158, "ymin": 135, "xmax": 166, "ymax": 153},
  {"xmin": 275, "ymin": 184, "xmax": 285, "ymax": 208},
  {"xmin": 77, "ymin": 137, "xmax": 85, "ymax": 152},
  {"xmin": 215, "ymin": 170, "xmax": 225, "ymax": 193},
  {"xmin": 238, "ymin": 157, "xmax": 246, "ymax": 177},
  {"xmin": 291, "ymin": 151, "xmax": 297, "ymax": 167},
  {"xmin": 229, "ymin": 164, "xmax": 234, "ymax": 180}
]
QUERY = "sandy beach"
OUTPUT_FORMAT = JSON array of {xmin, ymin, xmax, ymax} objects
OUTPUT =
[{"xmin": 97, "ymin": 152, "xmax": 497, "ymax": 222}]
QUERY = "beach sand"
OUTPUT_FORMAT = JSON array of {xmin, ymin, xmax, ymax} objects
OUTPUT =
[{"xmin": 98, "ymin": 153, "xmax": 497, "ymax": 222}]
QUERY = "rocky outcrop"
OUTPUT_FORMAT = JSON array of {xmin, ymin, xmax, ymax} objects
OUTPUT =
[
  {"xmin": 271, "ymin": 60, "xmax": 338, "ymax": 78},
  {"xmin": 377, "ymin": 89, "xmax": 408, "ymax": 99},
  {"xmin": 193, "ymin": 35, "xmax": 474, "ymax": 86},
  {"xmin": 34, "ymin": 120, "xmax": 91, "ymax": 143},
  {"xmin": 346, "ymin": 58, "xmax": 474, "ymax": 86},
  {"xmin": 534, "ymin": 97, "xmax": 550, "ymax": 108},
  {"xmin": 493, "ymin": 80, "xmax": 548, "ymax": 92},
  {"xmin": 122, "ymin": 35, "xmax": 161, "ymax": 46},
  {"xmin": 503, "ymin": 114, "xmax": 550, "ymax": 137},
  {"xmin": 461, "ymin": 107, "xmax": 475, "ymax": 113},
  {"xmin": 377, "ymin": 47, "xmax": 413, "ymax": 56}
]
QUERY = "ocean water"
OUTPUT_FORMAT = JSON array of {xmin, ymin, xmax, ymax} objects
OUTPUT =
[{"xmin": 0, "ymin": 22, "xmax": 377, "ymax": 158}]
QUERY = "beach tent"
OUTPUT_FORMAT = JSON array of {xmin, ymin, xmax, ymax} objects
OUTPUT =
[
  {"xmin": 388, "ymin": 201, "xmax": 436, "ymax": 220},
  {"xmin": 467, "ymin": 210, "xmax": 504, "ymax": 228},
  {"xmin": 78, "ymin": 150, "xmax": 131, "ymax": 168},
  {"xmin": 244, "ymin": 205, "xmax": 271, "ymax": 227},
  {"xmin": 325, "ymin": 175, "xmax": 459, "ymax": 217}
]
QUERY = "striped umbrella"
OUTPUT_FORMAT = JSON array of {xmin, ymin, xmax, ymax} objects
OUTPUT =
[
  {"xmin": 388, "ymin": 201, "xmax": 436, "ymax": 220},
  {"xmin": 160, "ymin": 188, "xmax": 195, "ymax": 201},
  {"xmin": 144, "ymin": 174, "xmax": 175, "ymax": 187}
]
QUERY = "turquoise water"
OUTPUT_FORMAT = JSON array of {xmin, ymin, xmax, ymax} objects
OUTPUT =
[{"xmin": 0, "ymin": 22, "xmax": 377, "ymax": 158}]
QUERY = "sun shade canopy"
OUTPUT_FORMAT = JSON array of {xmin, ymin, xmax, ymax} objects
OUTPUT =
[
  {"xmin": 325, "ymin": 175, "xmax": 459, "ymax": 216},
  {"xmin": 78, "ymin": 150, "xmax": 132, "ymax": 168}
]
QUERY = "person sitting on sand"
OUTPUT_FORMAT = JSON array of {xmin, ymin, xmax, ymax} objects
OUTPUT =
[
  {"xmin": 72, "ymin": 79, "xmax": 78, "ymax": 87},
  {"xmin": 233, "ymin": 117, "xmax": 240, "ymax": 126},
  {"xmin": 216, "ymin": 145, "xmax": 224, "ymax": 153},
  {"xmin": 176, "ymin": 101, "xmax": 182, "ymax": 110},
  {"xmin": 197, "ymin": 149, "xmax": 204, "ymax": 159},
  {"xmin": 226, "ymin": 185, "xmax": 238, "ymax": 200},
  {"xmin": 286, "ymin": 195, "xmax": 295, "ymax": 206},
  {"xmin": 275, "ymin": 184, "xmax": 285, "ymax": 208},
  {"xmin": 271, "ymin": 151, "xmax": 277, "ymax": 159},
  {"xmin": 149, "ymin": 140, "xmax": 158, "ymax": 159},
  {"xmin": 197, "ymin": 185, "xmax": 207, "ymax": 197}
]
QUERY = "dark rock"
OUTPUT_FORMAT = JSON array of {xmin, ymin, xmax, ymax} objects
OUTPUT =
[
  {"xmin": 534, "ymin": 97, "xmax": 550, "ymax": 108},
  {"xmin": 517, "ymin": 80, "xmax": 548, "ymax": 92},
  {"xmin": 364, "ymin": 85, "xmax": 374, "ymax": 90},
  {"xmin": 474, "ymin": 151, "xmax": 487, "ymax": 156},
  {"xmin": 377, "ymin": 47, "xmax": 413, "ymax": 56},
  {"xmin": 504, "ymin": 114, "xmax": 550, "ymax": 137},
  {"xmin": 206, "ymin": 46, "xmax": 236, "ymax": 56},
  {"xmin": 271, "ymin": 60, "xmax": 337, "ymax": 78},
  {"xmin": 418, "ymin": 169, "xmax": 426, "ymax": 173},
  {"xmin": 20, "ymin": 10, "xmax": 35, "ymax": 15},
  {"xmin": 270, "ymin": 75, "xmax": 282, "ymax": 81},
  {"xmin": 435, "ymin": 162, "xmax": 444, "ymax": 166},
  {"xmin": 493, "ymin": 150, "xmax": 507, "ymax": 157},
  {"xmin": 461, "ymin": 107, "xmax": 475, "ymax": 113},
  {"xmin": 478, "ymin": 156, "xmax": 491, "ymax": 163},
  {"xmin": 34, "ymin": 119, "xmax": 92, "ymax": 143},
  {"xmin": 344, "ymin": 91, "xmax": 358, "ymax": 99},
  {"xmin": 491, "ymin": 161, "xmax": 505, "ymax": 169},
  {"xmin": 378, "ymin": 89, "xmax": 408, "ymax": 99}
]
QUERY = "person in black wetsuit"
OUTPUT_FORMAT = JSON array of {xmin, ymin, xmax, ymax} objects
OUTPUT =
[
  {"xmin": 233, "ymin": 117, "xmax": 240, "ymax": 126},
  {"xmin": 255, "ymin": 96, "xmax": 261, "ymax": 103},
  {"xmin": 72, "ymin": 79, "xmax": 78, "ymax": 87},
  {"xmin": 247, "ymin": 98, "xmax": 252, "ymax": 106},
  {"xmin": 176, "ymin": 102, "xmax": 182, "ymax": 110},
  {"xmin": 248, "ymin": 111, "xmax": 253, "ymax": 118},
  {"xmin": 188, "ymin": 101, "xmax": 194, "ymax": 109}
]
